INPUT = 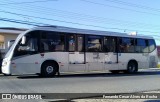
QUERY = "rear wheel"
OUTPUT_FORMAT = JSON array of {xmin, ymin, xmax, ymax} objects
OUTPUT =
[
  {"xmin": 41, "ymin": 62, "xmax": 58, "ymax": 77},
  {"xmin": 126, "ymin": 61, "xmax": 137, "ymax": 73}
]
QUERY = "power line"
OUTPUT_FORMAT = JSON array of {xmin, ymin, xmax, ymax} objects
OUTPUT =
[
  {"xmin": 0, "ymin": 0, "xmax": 56, "ymax": 5},
  {"xmin": 0, "ymin": 12, "xmax": 126, "ymax": 31},
  {"xmin": 104, "ymin": 0, "xmax": 160, "ymax": 13},
  {"xmin": 80, "ymin": 0, "xmax": 160, "ymax": 16},
  {"xmin": 0, "ymin": 17, "xmax": 49, "ymax": 26},
  {"xmin": 0, "ymin": 9, "xmax": 151, "ymax": 29},
  {"xmin": 1, "ymin": 1, "xmax": 160, "ymax": 30},
  {"xmin": 1, "ymin": 16, "xmax": 160, "ymax": 41},
  {"xmin": 1, "ymin": 0, "xmax": 160, "ymax": 34},
  {"xmin": 2, "ymin": 0, "xmax": 160, "ymax": 29},
  {"xmin": 1, "ymin": 13, "xmax": 160, "ymax": 34}
]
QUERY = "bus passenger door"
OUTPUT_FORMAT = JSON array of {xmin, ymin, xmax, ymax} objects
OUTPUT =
[
  {"xmin": 68, "ymin": 34, "xmax": 86, "ymax": 72},
  {"xmin": 104, "ymin": 37, "xmax": 118, "ymax": 70},
  {"xmin": 86, "ymin": 35, "xmax": 104, "ymax": 71}
]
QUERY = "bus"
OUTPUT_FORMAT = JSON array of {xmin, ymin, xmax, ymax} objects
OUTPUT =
[{"xmin": 1, "ymin": 26, "xmax": 158, "ymax": 77}]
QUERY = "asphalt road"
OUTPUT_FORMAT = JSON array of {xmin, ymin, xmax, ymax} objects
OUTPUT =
[{"xmin": 0, "ymin": 68, "xmax": 159, "ymax": 94}]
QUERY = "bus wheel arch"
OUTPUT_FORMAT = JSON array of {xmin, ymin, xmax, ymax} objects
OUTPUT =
[
  {"xmin": 126, "ymin": 60, "xmax": 138, "ymax": 73},
  {"xmin": 41, "ymin": 60, "xmax": 59, "ymax": 77}
]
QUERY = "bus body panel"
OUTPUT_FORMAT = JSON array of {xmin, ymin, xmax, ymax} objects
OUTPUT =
[
  {"xmin": 10, "ymin": 52, "xmax": 69, "ymax": 75},
  {"xmin": 118, "ymin": 53, "xmax": 149, "ymax": 69},
  {"xmin": 11, "ymin": 54, "xmax": 41, "ymax": 74},
  {"xmin": 86, "ymin": 52, "xmax": 104, "ymax": 71},
  {"xmin": 104, "ymin": 52, "xmax": 119, "ymax": 70},
  {"xmin": 68, "ymin": 52, "xmax": 86, "ymax": 72},
  {"xmin": 148, "ymin": 49, "xmax": 158, "ymax": 68},
  {"xmin": 40, "ymin": 52, "xmax": 69, "ymax": 72}
]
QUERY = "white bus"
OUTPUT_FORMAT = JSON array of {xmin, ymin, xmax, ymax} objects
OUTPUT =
[{"xmin": 1, "ymin": 26, "xmax": 158, "ymax": 77}]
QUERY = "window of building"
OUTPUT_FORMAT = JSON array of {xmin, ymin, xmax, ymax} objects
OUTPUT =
[
  {"xmin": 0, "ymin": 42, "xmax": 4, "ymax": 49},
  {"xmin": 87, "ymin": 35, "xmax": 102, "ymax": 52},
  {"xmin": 0, "ymin": 35, "xmax": 4, "ymax": 49}
]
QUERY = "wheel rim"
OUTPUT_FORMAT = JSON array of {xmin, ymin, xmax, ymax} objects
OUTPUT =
[
  {"xmin": 128, "ymin": 64, "xmax": 135, "ymax": 72},
  {"xmin": 46, "ymin": 66, "xmax": 54, "ymax": 74}
]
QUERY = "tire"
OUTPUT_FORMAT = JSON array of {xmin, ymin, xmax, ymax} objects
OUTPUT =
[
  {"xmin": 109, "ymin": 70, "xmax": 120, "ymax": 74},
  {"xmin": 41, "ymin": 62, "xmax": 58, "ymax": 77},
  {"xmin": 126, "ymin": 61, "xmax": 137, "ymax": 73},
  {"xmin": 3, "ymin": 74, "xmax": 11, "ymax": 76}
]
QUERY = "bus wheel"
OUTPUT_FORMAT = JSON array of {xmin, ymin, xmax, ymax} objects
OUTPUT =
[
  {"xmin": 109, "ymin": 70, "xmax": 120, "ymax": 74},
  {"xmin": 127, "ymin": 61, "xmax": 137, "ymax": 73},
  {"xmin": 41, "ymin": 62, "xmax": 58, "ymax": 77}
]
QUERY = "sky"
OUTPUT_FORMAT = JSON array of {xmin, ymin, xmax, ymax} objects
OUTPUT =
[{"xmin": 1, "ymin": 0, "xmax": 160, "ymax": 45}]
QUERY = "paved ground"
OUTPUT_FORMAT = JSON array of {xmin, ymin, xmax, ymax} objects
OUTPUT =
[
  {"xmin": 73, "ymin": 90, "xmax": 160, "ymax": 102},
  {"xmin": 0, "ymin": 68, "xmax": 159, "ymax": 102}
]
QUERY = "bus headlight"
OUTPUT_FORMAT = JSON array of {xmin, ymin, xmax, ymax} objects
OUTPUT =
[{"xmin": 2, "ymin": 60, "xmax": 7, "ymax": 66}]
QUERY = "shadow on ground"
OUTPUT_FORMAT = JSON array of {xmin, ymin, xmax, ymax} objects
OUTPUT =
[{"xmin": 16, "ymin": 70, "xmax": 160, "ymax": 79}]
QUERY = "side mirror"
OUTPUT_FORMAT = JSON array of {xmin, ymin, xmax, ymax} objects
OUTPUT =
[
  {"xmin": 8, "ymin": 40, "xmax": 15, "ymax": 48},
  {"xmin": 21, "ymin": 36, "xmax": 26, "ymax": 45}
]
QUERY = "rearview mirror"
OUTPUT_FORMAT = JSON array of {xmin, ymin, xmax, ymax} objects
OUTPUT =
[
  {"xmin": 8, "ymin": 40, "xmax": 15, "ymax": 48},
  {"xmin": 21, "ymin": 36, "xmax": 26, "ymax": 45}
]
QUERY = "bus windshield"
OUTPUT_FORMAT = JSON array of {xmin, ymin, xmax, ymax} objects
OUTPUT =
[{"xmin": 4, "ymin": 32, "xmax": 25, "ymax": 59}]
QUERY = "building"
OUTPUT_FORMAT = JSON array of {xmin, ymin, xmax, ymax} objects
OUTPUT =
[{"xmin": 0, "ymin": 27, "xmax": 27, "ymax": 57}]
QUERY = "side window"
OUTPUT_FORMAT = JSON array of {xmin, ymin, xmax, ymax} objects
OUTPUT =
[
  {"xmin": 128, "ymin": 38, "xmax": 135, "ymax": 53},
  {"xmin": 135, "ymin": 39, "xmax": 149, "ymax": 53},
  {"xmin": 104, "ymin": 37, "xmax": 116, "ymax": 52},
  {"xmin": 148, "ymin": 39, "xmax": 156, "ymax": 52},
  {"xmin": 87, "ymin": 35, "xmax": 102, "ymax": 52},
  {"xmin": 77, "ymin": 35, "xmax": 84, "ymax": 52},
  {"xmin": 68, "ymin": 34, "xmax": 76, "ymax": 51},
  {"xmin": 26, "ymin": 38, "xmax": 38, "ymax": 52},
  {"xmin": 41, "ymin": 31, "xmax": 65, "ymax": 52},
  {"xmin": 119, "ymin": 38, "xmax": 134, "ymax": 53}
]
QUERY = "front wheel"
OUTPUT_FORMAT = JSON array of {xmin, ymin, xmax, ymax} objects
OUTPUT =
[{"xmin": 41, "ymin": 62, "xmax": 58, "ymax": 77}]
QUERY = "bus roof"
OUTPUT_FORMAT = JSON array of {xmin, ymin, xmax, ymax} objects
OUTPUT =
[{"xmin": 30, "ymin": 25, "xmax": 153, "ymax": 39}]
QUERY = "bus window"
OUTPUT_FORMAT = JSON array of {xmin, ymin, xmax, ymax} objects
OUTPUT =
[
  {"xmin": 135, "ymin": 39, "xmax": 149, "ymax": 53},
  {"xmin": 129, "ymin": 38, "xmax": 135, "ymax": 52},
  {"xmin": 68, "ymin": 34, "xmax": 76, "ymax": 51},
  {"xmin": 118, "ymin": 38, "xmax": 135, "ymax": 53},
  {"xmin": 41, "ymin": 31, "xmax": 65, "ymax": 52},
  {"xmin": 87, "ymin": 35, "xmax": 102, "ymax": 52},
  {"xmin": 148, "ymin": 39, "xmax": 156, "ymax": 52},
  {"xmin": 104, "ymin": 37, "xmax": 116, "ymax": 52},
  {"xmin": 77, "ymin": 35, "xmax": 84, "ymax": 52}
]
